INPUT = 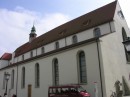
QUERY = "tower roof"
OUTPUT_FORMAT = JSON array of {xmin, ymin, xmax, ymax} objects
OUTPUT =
[
  {"xmin": 30, "ymin": 25, "xmax": 36, "ymax": 34},
  {"xmin": 15, "ymin": 1, "xmax": 117, "ymax": 57}
]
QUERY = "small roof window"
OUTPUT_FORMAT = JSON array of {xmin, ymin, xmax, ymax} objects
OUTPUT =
[
  {"xmin": 118, "ymin": 10, "xmax": 124, "ymax": 19},
  {"xmin": 82, "ymin": 19, "xmax": 91, "ymax": 26}
]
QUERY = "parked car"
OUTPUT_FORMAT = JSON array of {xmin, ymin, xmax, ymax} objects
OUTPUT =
[{"xmin": 48, "ymin": 84, "xmax": 90, "ymax": 97}]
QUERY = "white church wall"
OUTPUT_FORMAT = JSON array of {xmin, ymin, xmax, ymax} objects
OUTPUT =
[
  {"xmin": 18, "ymin": 55, "xmax": 22, "ymax": 62},
  {"xmin": 46, "ymin": 42, "xmax": 55, "ymax": 53},
  {"xmin": 110, "ymin": 21, "xmax": 116, "ymax": 32},
  {"xmin": 24, "ymin": 52, "xmax": 31, "ymax": 60},
  {"xmin": 15, "ymin": 42, "xmax": 102, "ymax": 97},
  {"xmin": 32, "ymin": 49, "xmax": 37, "ymax": 57},
  {"xmin": 58, "ymin": 38, "xmax": 66, "ymax": 48},
  {"xmin": 0, "ymin": 70, "xmax": 6, "ymax": 96},
  {"xmin": 99, "ymin": 23, "xmax": 112, "ymax": 34},
  {"xmin": 36, "ymin": 47, "xmax": 42, "ymax": 56},
  {"xmin": 114, "ymin": 0, "xmax": 130, "ymax": 86},
  {"xmin": 98, "ymin": 2, "xmax": 130, "ymax": 97},
  {"xmin": 0, "ymin": 60, "xmax": 9, "ymax": 68},
  {"xmin": 14, "ymin": 57, "xmax": 17, "ymax": 63},
  {"xmin": 0, "ymin": 66, "xmax": 17, "ymax": 97},
  {"xmin": 11, "ymin": 52, "xmax": 15, "ymax": 64}
]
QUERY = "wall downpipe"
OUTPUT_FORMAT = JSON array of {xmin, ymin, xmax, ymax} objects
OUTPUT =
[{"xmin": 96, "ymin": 39, "xmax": 104, "ymax": 97}]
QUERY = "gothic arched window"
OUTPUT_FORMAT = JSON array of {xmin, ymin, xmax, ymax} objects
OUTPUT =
[
  {"xmin": 35, "ymin": 63, "xmax": 40, "ymax": 87},
  {"xmin": 78, "ymin": 51, "xmax": 87, "ymax": 83},
  {"xmin": 72, "ymin": 35, "xmax": 78, "ymax": 44},
  {"xmin": 52, "ymin": 58, "xmax": 59, "ymax": 85},
  {"xmin": 41, "ymin": 47, "xmax": 45, "ymax": 54},
  {"xmin": 11, "ymin": 69, "xmax": 15, "ymax": 89},
  {"xmin": 55, "ymin": 42, "xmax": 59, "ymax": 49},
  {"xmin": 93, "ymin": 28, "xmax": 101, "ymax": 37},
  {"xmin": 21, "ymin": 67, "xmax": 25, "ymax": 88}
]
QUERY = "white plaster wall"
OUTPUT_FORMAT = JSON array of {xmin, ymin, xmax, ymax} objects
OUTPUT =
[
  {"xmin": 0, "ymin": 66, "xmax": 17, "ymax": 97},
  {"xmin": 66, "ymin": 36, "xmax": 72, "ymax": 46},
  {"xmin": 37, "ymin": 47, "xmax": 42, "ymax": 56},
  {"xmin": 24, "ymin": 52, "xmax": 31, "ymax": 60},
  {"xmin": 32, "ymin": 49, "xmax": 37, "ymax": 57},
  {"xmin": 98, "ymin": 2, "xmax": 130, "ymax": 97},
  {"xmin": 0, "ymin": 60, "xmax": 9, "ymax": 68},
  {"xmin": 59, "ymin": 38, "xmax": 65, "ymax": 48},
  {"xmin": 77, "ymin": 29, "xmax": 93, "ymax": 43},
  {"xmin": 99, "ymin": 23, "xmax": 111, "ymax": 34},
  {"xmin": 15, "ymin": 42, "xmax": 102, "ymax": 97},
  {"xmin": 18, "ymin": 55, "xmax": 22, "ymax": 62},
  {"xmin": 45, "ymin": 42, "xmax": 55, "ymax": 53},
  {"xmin": 11, "ymin": 52, "xmax": 15, "ymax": 64},
  {"xmin": 14, "ymin": 58, "xmax": 17, "ymax": 63},
  {"xmin": 110, "ymin": 21, "xmax": 116, "ymax": 32},
  {"xmin": 0, "ymin": 70, "xmax": 6, "ymax": 96}
]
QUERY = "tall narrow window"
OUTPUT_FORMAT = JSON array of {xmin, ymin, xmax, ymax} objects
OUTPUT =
[
  {"xmin": 22, "ymin": 55, "xmax": 24, "ymax": 61},
  {"xmin": 55, "ymin": 42, "xmax": 59, "ymax": 49},
  {"xmin": 11, "ymin": 70, "xmax": 15, "ymax": 89},
  {"xmin": 118, "ymin": 10, "xmax": 124, "ymax": 19},
  {"xmin": 35, "ymin": 63, "xmax": 40, "ymax": 88},
  {"xmin": 122, "ymin": 27, "xmax": 127, "ymax": 41},
  {"xmin": 21, "ymin": 67, "xmax": 25, "ymax": 88},
  {"xmin": 78, "ymin": 51, "xmax": 87, "ymax": 83},
  {"xmin": 93, "ymin": 28, "xmax": 101, "ymax": 37},
  {"xmin": 52, "ymin": 58, "xmax": 59, "ymax": 85},
  {"xmin": 122, "ymin": 27, "xmax": 130, "ymax": 62},
  {"xmin": 30, "ymin": 51, "xmax": 33, "ymax": 58},
  {"xmin": 3, "ymin": 72, "xmax": 6, "ymax": 89},
  {"xmin": 72, "ymin": 35, "xmax": 78, "ymax": 44},
  {"xmin": 41, "ymin": 47, "xmax": 45, "ymax": 54}
]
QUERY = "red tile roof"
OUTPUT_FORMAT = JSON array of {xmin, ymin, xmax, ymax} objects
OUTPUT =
[
  {"xmin": 1, "ymin": 53, "xmax": 12, "ymax": 60},
  {"xmin": 15, "ymin": 1, "xmax": 117, "ymax": 57}
]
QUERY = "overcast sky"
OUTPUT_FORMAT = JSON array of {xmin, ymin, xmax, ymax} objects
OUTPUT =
[{"xmin": 0, "ymin": 0, "xmax": 130, "ymax": 57}]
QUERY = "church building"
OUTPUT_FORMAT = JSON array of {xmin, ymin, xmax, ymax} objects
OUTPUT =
[{"xmin": 0, "ymin": 1, "xmax": 130, "ymax": 97}]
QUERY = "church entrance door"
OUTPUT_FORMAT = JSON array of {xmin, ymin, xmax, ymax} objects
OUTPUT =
[{"xmin": 28, "ymin": 84, "xmax": 32, "ymax": 97}]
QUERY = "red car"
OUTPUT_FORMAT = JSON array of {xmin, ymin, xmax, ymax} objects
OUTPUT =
[{"xmin": 48, "ymin": 85, "xmax": 90, "ymax": 97}]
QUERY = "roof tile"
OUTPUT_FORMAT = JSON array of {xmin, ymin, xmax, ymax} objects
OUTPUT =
[{"xmin": 1, "ymin": 53, "xmax": 12, "ymax": 60}]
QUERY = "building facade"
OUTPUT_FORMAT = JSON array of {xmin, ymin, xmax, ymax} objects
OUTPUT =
[{"xmin": 0, "ymin": 1, "xmax": 130, "ymax": 97}]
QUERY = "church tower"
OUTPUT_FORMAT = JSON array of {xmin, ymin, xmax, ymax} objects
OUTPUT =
[{"xmin": 29, "ymin": 25, "xmax": 37, "ymax": 42}]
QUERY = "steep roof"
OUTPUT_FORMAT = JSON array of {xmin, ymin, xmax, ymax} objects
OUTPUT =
[
  {"xmin": 0, "ymin": 53, "xmax": 12, "ymax": 60},
  {"xmin": 15, "ymin": 1, "xmax": 117, "ymax": 57}
]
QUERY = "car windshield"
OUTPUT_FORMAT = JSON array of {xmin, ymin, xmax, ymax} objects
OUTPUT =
[{"xmin": 77, "ymin": 86, "xmax": 86, "ymax": 92}]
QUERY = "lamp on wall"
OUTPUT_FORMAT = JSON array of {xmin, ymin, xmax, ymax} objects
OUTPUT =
[
  {"xmin": 5, "ymin": 72, "xmax": 10, "ymax": 95},
  {"xmin": 122, "ymin": 37, "xmax": 130, "ymax": 53}
]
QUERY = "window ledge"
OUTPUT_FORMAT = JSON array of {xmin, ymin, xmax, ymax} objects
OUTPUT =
[
  {"xmin": 78, "ymin": 83, "xmax": 87, "ymax": 85},
  {"xmin": 35, "ymin": 86, "xmax": 40, "ymax": 88},
  {"xmin": 126, "ymin": 62, "xmax": 130, "ymax": 64}
]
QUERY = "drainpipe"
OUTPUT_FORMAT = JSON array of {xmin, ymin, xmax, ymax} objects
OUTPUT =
[{"xmin": 96, "ymin": 39, "xmax": 104, "ymax": 97}]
